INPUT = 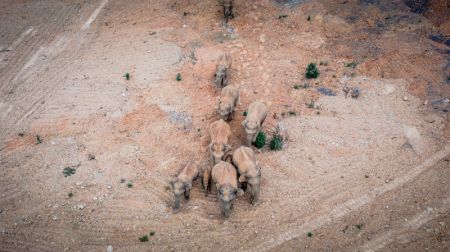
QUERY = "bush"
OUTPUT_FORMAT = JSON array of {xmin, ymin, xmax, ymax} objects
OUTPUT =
[
  {"xmin": 269, "ymin": 135, "xmax": 283, "ymax": 151},
  {"xmin": 63, "ymin": 167, "xmax": 76, "ymax": 177},
  {"xmin": 35, "ymin": 135, "xmax": 43, "ymax": 145},
  {"xmin": 242, "ymin": 111, "xmax": 248, "ymax": 116},
  {"xmin": 306, "ymin": 63, "xmax": 319, "ymax": 79},
  {"xmin": 176, "ymin": 73, "xmax": 182, "ymax": 81},
  {"xmin": 253, "ymin": 132, "xmax": 266, "ymax": 149},
  {"xmin": 124, "ymin": 73, "xmax": 130, "ymax": 80},
  {"xmin": 139, "ymin": 235, "xmax": 149, "ymax": 242},
  {"xmin": 345, "ymin": 62, "xmax": 358, "ymax": 68}
]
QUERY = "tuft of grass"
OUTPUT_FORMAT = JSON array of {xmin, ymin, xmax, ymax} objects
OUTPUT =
[
  {"xmin": 355, "ymin": 224, "xmax": 364, "ymax": 230},
  {"xmin": 120, "ymin": 178, "xmax": 126, "ymax": 183},
  {"xmin": 307, "ymin": 15, "xmax": 311, "ymax": 21},
  {"xmin": 68, "ymin": 192, "xmax": 74, "ymax": 198},
  {"xmin": 253, "ymin": 132, "xmax": 266, "ymax": 149},
  {"xmin": 346, "ymin": 61, "xmax": 358, "ymax": 68},
  {"xmin": 288, "ymin": 111, "xmax": 296, "ymax": 116},
  {"xmin": 307, "ymin": 101, "xmax": 315, "ymax": 109},
  {"xmin": 36, "ymin": 135, "xmax": 43, "ymax": 145},
  {"xmin": 269, "ymin": 135, "xmax": 283, "ymax": 151},
  {"xmin": 149, "ymin": 231, "xmax": 155, "ymax": 236},
  {"xmin": 332, "ymin": 74, "xmax": 337, "ymax": 78},
  {"xmin": 307, "ymin": 232, "xmax": 313, "ymax": 237},
  {"xmin": 139, "ymin": 235, "xmax": 149, "ymax": 242},
  {"xmin": 319, "ymin": 61, "xmax": 328, "ymax": 66},
  {"xmin": 127, "ymin": 182, "xmax": 133, "ymax": 188},
  {"xmin": 306, "ymin": 63, "xmax": 319, "ymax": 79},
  {"xmin": 63, "ymin": 167, "xmax": 76, "ymax": 177},
  {"xmin": 124, "ymin": 73, "xmax": 130, "ymax": 80},
  {"xmin": 243, "ymin": 111, "xmax": 248, "ymax": 116},
  {"xmin": 18, "ymin": 132, "xmax": 24, "ymax": 137},
  {"xmin": 293, "ymin": 83, "xmax": 309, "ymax": 89},
  {"xmin": 176, "ymin": 73, "xmax": 182, "ymax": 81},
  {"xmin": 278, "ymin": 14, "xmax": 288, "ymax": 19}
]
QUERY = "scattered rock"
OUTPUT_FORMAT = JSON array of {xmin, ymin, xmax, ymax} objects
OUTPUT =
[
  {"xmin": 429, "ymin": 34, "xmax": 445, "ymax": 43},
  {"xmin": 403, "ymin": 96, "xmax": 408, "ymax": 101},
  {"xmin": 77, "ymin": 204, "xmax": 85, "ymax": 210},
  {"xmin": 431, "ymin": 98, "xmax": 450, "ymax": 112},
  {"xmin": 403, "ymin": 125, "xmax": 425, "ymax": 154},
  {"xmin": 317, "ymin": 87, "xmax": 336, "ymax": 96},
  {"xmin": 107, "ymin": 245, "xmax": 113, "ymax": 252},
  {"xmin": 343, "ymin": 86, "xmax": 360, "ymax": 98}
]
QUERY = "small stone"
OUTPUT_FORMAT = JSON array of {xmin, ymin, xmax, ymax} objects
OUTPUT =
[
  {"xmin": 52, "ymin": 216, "xmax": 58, "ymax": 220},
  {"xmin": 403, "ymin": 96, "xmax": 408, "ymax": 101},
  {"xmin": 385, "ymin": 179, "xmax": 390, "ymax": 183},
  {"xmin": 427, "ymin": 207, "xmax": 433, "ymax": 212},
  {"xmin": 77, "ymin": 204, "xmax": 85, "ymax": 210},
  {"xmin": 107, "ymin": 245, "xmax": 113, "ymax": 252},
  {"xmin": 259, "ymin": 34, "xmax": 266, "ymax": 43},
  {"xmin": 107, "ymin": 185, "xmax": 112, "ymax": 189},
  {"xmin": 423, "ymin": 100, "xmax": 428, "ymax": 105},
  {"xmin": 439, "ymin": 222, "xmax": 445, "ymax": 226}
]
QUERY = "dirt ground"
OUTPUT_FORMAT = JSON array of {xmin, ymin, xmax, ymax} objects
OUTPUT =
[{"xmin": 0, "ymin": 0, "xmax": 449, "ymax": 251}]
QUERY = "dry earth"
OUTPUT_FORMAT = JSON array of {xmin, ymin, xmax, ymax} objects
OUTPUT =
[{"xmin": 0, "ymin": 0, "xmax": 449, "ymax": 251}]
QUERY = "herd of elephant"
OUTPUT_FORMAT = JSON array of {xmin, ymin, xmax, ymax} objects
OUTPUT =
[{"xmin": 169, "ymin": 54, "xmax": 268, "ymax": 218}]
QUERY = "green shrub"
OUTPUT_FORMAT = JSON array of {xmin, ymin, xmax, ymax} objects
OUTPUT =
[
  {"xmin": 307, "ymin": 15, "xmax": 311, "ymax": 21},
  {"xmin": 35, "ymin": 135, "xmax": 43, "ymax": 145},
  {"xmin": 124, "ymin": 73, "xmax": 130, "ymax": 80},
  {"xmin": 306, "ymin": 63, "xmax": 319, "ymax": 79},
  {"xmin": 243, "ymin": 111, "xmax": 248, "ymax": 116},
  {"xmin": 139, "ymin": 235, "xmax": 149, "ymax": 242},
  {"xmin": 127, "ymin": 182, "xmax": 133, "ymax": 188},
  {"xmin": 176, "ymin": 73, "xmax": 182, "ymax": 81},
  {"xmin": 149, "ymin": 231, "xmax": 155, "ymax": 236},
  {"xmin": 269, "ymin": 135, "xmax": 283, "ymax": 151},
  {"xmin": 68, "ymin": 192, "xmax": 74, "ymax": 197},
  {"xmin": 345, "ymin": 62, "xmax": 358, "ymax": 68},
  {"xmin": 63, "ymin": 167, "xmax": 76, "ymax": 177},
  {"xmin": 307, "ymin": 232, "xmax": 313, "ymax": 237},
  {"xmin": 253, "ymin": 132, "xmax": 266, "ymax": 149},
  {"xmin": 307, "ymin": 101, "xmax": 315, "ymax": 109}
]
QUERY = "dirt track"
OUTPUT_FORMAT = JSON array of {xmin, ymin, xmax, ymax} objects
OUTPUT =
[{"xmin": 0, "ymin": 0, "xmax": 449, "ymax": 251}]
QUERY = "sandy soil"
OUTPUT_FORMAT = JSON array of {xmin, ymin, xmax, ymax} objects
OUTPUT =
[{"xmin": 0, "ymin": 0, "xmax": 449, "ymax": 251}]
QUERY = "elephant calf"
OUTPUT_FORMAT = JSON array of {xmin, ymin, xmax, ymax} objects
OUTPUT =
[
  {"xmin": 170, "ymin": 162, "xmax": 199, "ymax": 211},
  {"xmin": 232, "ymin": 146, "xmax": 261, "ymax": 204},
  {"xmin": 212, "ymin": 161, "xmax": 238, "ymax": 218},
  {"xmin": 242, "ymin": 101, "xmax": 268, "ymax": 146},
  {"xmin": 219, "ymin": 85, "xmax": 239, "ymax": 121}
]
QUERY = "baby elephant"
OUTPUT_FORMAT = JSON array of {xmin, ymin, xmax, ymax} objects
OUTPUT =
[
  {"xmin": 204, "ymin": 119, "xmax": 231, "ymax": 195},
  {"xmin": 214, "ymin": 53, "xmax": 231, "ymax": 88},
  {"xmin": 219, "ymin": 85, "xmax": 239, "ymax": 121},
  {"xmin": 242, "ymin": 101, "xmax": 268, "ymax": 146},
  {"xmin": 233, "ymin": 146, "xmax": 261, "ymax": 204},
  {"xmin": 212, "ymin": 161, "xmax": 238, "ymax": 218},
  {"xmin": 170, "ymin": 162, "xmax": 199, "ymax": 211}
]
